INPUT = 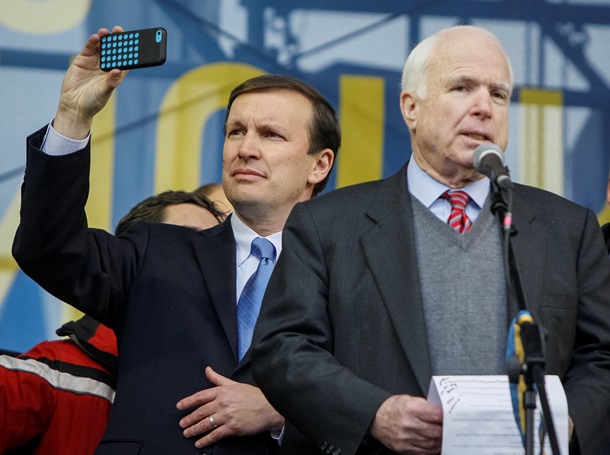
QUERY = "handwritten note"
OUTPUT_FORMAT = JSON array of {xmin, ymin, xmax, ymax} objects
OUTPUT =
[{"xmin": 427, "ymin": 375, "xmax": 568, "ymax": 454}]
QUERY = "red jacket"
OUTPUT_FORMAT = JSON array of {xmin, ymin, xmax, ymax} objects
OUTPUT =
[{"xmin": 0, "ymin": 315, "xmax": 117, "ymax": 454}]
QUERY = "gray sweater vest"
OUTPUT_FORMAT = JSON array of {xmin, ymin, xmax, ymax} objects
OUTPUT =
[{"xmin": 411, "ymin": 195, "xmax": 507, "ymax": 375}]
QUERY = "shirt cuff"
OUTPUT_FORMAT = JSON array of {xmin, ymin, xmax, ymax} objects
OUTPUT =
[
  {"xmin": 41, "ymin": 120, "xmax": 90, "ymax": 156},
  {"xmin": 271, "ymin": 425, "xmax": 284, "ymax": 445}
]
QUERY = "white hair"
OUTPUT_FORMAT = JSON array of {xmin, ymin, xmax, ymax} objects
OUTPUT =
[{"xmin": 400, "ymin": 25, "xmax": 514, "ymax": 99}]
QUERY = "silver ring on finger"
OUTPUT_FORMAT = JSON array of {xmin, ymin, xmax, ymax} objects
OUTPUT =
[{"xmin": 209, "ymin": 415, "xmax": 218, "ymax": 428}]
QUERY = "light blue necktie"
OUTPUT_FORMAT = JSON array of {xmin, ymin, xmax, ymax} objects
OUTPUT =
[{"xmin": 237, "ymin": 237, "xmax": 276, "ymax": 360}]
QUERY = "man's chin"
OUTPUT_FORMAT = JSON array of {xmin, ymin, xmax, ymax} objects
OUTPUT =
[{"xmin": 230, "ymin": 196, "xmax": 265, "ymax": 213}]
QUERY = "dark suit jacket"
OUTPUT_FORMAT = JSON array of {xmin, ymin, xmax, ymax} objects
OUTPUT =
[
  {"xmin": 602, "ymin": 222, "xmax": 610, "ymax": 254},
  {"xmin": 252, "ymin": 165, "xmax": 610, "ymax": 455},
  {"xmin": 12, "ymin": 127, "xmax": 278, "ymax": 455}
]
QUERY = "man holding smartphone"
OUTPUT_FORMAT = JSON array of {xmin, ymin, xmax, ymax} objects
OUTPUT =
[{"xmin": 13, "ymin": 26, "xmax": 340, "ymax": 454}]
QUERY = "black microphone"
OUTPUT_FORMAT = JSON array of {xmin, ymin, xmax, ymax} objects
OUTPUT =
[{"xmin": 473, "ymin": 143, "xmax": 512, "ymax": 190}]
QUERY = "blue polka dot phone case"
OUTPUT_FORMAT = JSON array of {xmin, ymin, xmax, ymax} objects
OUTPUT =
[{"xmin": 100, "ymin": 27, "xmax": 167, "ymax": 71}]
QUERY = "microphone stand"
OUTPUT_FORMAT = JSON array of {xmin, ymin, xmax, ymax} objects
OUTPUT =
[{"xmin": 490, "ymin": 183, "xmax": 561, "ymax": 455}]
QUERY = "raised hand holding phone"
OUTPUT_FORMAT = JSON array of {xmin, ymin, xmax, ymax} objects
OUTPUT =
[{"xmin": 54, "ymin": 26, "xmax": 131, "ymax": 139}]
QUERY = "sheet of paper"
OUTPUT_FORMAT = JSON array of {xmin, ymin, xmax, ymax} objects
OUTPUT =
[{"xmin": 427, "ymin": 375, "xmax": 568, "ymax": 455}]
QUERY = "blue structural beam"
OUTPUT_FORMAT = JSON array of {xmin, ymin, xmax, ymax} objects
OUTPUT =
[
  {"xmin": 0, "ymin": 48, "xmax": 73, "ymax": 71},
  {"xmin": 253, "ymin": 0, "xmax": 610, "ymax": 27}
]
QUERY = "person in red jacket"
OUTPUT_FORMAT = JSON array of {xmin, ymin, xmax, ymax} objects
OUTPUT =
[
  {"xmin": 0, "ymin": 315, "xmax": 117, "ymax": 454},
  {"xmin": 0, "ymin": 190, "xmax": 223, "ymax": 454}
]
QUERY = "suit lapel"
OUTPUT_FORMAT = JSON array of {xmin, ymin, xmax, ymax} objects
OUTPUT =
[
  {"xmin": 506, "ymin": 187, "xmax": 547, "ymax": 321},
  {"xmin": 361, "ymin": 167, "xmax": 432, "ymax": 394},
  {"xmin": 192, "ymin": 219, "xmax": 239, "ymax": 359}
]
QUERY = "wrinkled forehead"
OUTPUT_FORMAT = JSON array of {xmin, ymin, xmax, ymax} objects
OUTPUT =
[{"xmin": 431, "ymin": 29, "xmax": 513, "ymax": 87}]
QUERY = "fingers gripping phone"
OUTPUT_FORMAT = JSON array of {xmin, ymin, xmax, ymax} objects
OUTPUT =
[{"xmin": 100, "ymin": 27, "xmax": 167, "ymax": 71}]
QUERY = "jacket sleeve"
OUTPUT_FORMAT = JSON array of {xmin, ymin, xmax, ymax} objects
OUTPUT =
[
  {"xmin": 561, "ymin": 209, "xmax": 610, "ymax": 455},
  {"xmin": 251, "ymin": 202, "xmax": 391, "ymax": 455},
  {"xmin": 12, "ymin": 126, "xmax": 146, "ymax": 328}
]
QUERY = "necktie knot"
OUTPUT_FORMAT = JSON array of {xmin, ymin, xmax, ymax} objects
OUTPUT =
[
  {"xmin": 251, "ymin": 237, "xmax": 276, "ymax": 262},
  {"xmin": 441, "ymin": 190, "xmax": 472, "ymax": 234}
]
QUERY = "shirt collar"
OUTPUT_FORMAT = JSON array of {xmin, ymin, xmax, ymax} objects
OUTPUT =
[
  {"xmin": 230, "ymin": 213, "xmax": 283, "ymax": 266},
  {"xmin": 407, "ymin": 158, "xmax": 490, "ymax": 209}
]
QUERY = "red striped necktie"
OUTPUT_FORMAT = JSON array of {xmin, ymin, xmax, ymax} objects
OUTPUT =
[{"xmin": 441, "ymin": 190, "xmax": 472, "ymax": 234}]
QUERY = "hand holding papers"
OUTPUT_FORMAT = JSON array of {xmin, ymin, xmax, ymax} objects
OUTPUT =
[{"xmin": 427, "ymin": 375, "xmax": 568, "ymax": 454}]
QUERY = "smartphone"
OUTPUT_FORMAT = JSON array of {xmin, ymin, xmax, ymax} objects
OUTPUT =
[{"xmin": 100, "ymin": 27, "xmax": 167, "ymax": 71}]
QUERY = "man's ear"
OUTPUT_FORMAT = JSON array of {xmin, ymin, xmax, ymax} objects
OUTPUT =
[
  {"xmin": 400, "ymin": 91, "xmax": 418, "ymax": 132},
  {"xmin": 308, "ymin": 149, "xmax": 334, "ymax": 185}
]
